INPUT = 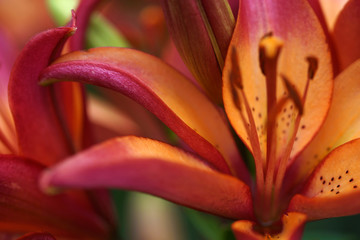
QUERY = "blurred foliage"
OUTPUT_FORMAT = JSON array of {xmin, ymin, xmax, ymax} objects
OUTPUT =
[{"xmin": 47, "ymin": 0, "xmax": 130, "ymax": 48}]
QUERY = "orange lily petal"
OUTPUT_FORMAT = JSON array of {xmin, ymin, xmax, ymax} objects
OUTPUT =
[
  {"xmin": 41, "ymin": 136, "xmax": 254, "ymax": 220},
  {"xmin": 232, "ymin": 212, "xmax": 306, "ymax": 240},
  {"xmin": 0, "ymin": 30, "xmax": 17, "ymax": 154},
  {"xmin": 333, "ymin": 0, "xmax": 360, "ymax": 71},
  {"xmin": 40, "ymin": 47, "xmax": 249, "ymax": 180},
  {"xmin": 0, "ymin": 155, "xmax": 109, "ymax": 239},
  {"xmin": 288, "ymin": 139, "xmax": 360, "ymax": 220},
  {"xmin": 87, "ymin": 92, "xmax": 167, "ymax": 143},
  {"xmin": 287, "ymin": 59, "xmax": 360, "ymax": 187},
  {"xmin": 8, "ymin": 25, "xmax": 76, "ymax": 165},
  {"xmin": 17, "ymin": 232, "xmax": 56, "ymax": 240},
  {"xmin": 223, "ymin": 0, "xmax": 333, "ymax": 161},
  {"xmin": 318, "ymin": 0, "xmax": 348, "ymax": 31}
]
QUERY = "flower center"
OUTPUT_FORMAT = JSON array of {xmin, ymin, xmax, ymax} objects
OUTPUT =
[{"xmin": 229, "ymin": 33, "xmax": 318, "ymax": 230}]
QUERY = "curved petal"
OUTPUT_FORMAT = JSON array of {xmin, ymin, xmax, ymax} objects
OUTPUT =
[
  {"xmin": 232, "ymin": 212, "xmax": 306, "ymax": 240},
  {"xmin": 17, "ymin": 232, "xmax": 56, "ymax": 240},
  {"xmin": 288, "ymin": 139, "xmax": 360, "ymax": 220},
  {"xmin": 333, "ymin": 0, "xmax": 360, "ymax": 71},
  {"xmin": 0, "ymin": 155, "xmax": 109, "ymax": 239},
  {"xmin": 88, "ymin": 91, "xmax": 167, "ymax": 143},
  {"xmin": 40, "ymin": 47, "xmax": 250, "ymax": 180},
  {"xmin": 287, "ymin": 59, "xmax": 360, "ymax": 187},
  {"xmin": 0, "ymin": 30, "xmax": 17, "ymax": 154},
  {"xmin": 223, "ymin": 0, "xmax": 333, "ymax": 160},
  {"xmin": 8, "ymin": 25, "xmax": 76, "ymax": 165},
  {"xmin": 41, "ymin": 136, "xmax": 254, "ymax": 220}
]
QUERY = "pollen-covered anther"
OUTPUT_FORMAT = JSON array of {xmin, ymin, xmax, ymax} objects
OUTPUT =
[{"xmin": 259, "ymin": 34, "xmax": 284, "ymax": 75}]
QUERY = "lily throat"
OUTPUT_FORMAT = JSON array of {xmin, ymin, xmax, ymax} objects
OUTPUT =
[{"xmin": 229, "ymin": 33, "xmax": 318, "ymax": 229}]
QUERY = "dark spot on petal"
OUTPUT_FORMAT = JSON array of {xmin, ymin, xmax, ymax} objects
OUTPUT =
[
  {"xmin": 338, "ymin": 176, "xmax": 342, "ymax": 180},
  {"xmin": 331, "ymin": 177, "xmax": 334, "ymax": 181},
  {"xmin": 255, "ymin": 96, "xmax": 259, "ymax": 101},
  {"xmin": 329, "ymin": 182, "xmax": 331, "ymax": 185},
  {"xmin": 258, "ymin": 113, "xmax": 262, "ymax": 118},
  {"xmin": 327, "ymin": 147, "xmax": 331, "ymax": 152},
  {"xmin": 354, "ymin": 185, "xmax": 358, "ymax": 189},
  {"xmin": 350, "ymin": 178, "xmax": 354, "ymax": 182},
  {"xmin": 320, "ymin": 176, "xmax": 323, "ymax": 180},
  {"xmin": 301, "ymin": 125, "xmax": 306, "ymax": 129},
  {"xmin": 331, "ymin": 189, "xmax": 334, "ymax": 192},
  {"xmin": 337, "ymin": 185, "xmax": 340, "ymax": 188},
  {"xmin": 252, "ymin": 107, "xmax": 255, "ymax": 112},
  {"xmin": 346, "ymin": 170, "xmax": 349, "ymax": 174},
  {"xmin": 322, "ymin": 180, "xmax": 326, "ymax": 184},
  {"xmin": 336, "ymin": 191, "xmax": 340, "ymax": 194}
]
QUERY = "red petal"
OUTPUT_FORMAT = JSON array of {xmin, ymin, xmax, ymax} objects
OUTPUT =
[
  {"xmin": 17, "ymin": 232, "xmax": 56, "ymax": 240},
  {"xmin": 232, "ymin": 212, "xmax": 306, "ymax": 240},
  {"xmin": 41, "ymin": 136, "xmax": 254, "ymax": 220},
  {"xmin": 40, "ymin": 47, "xmax": 250, "ymax": 180},
  {"xmin": 8, "ymin": 26, "xmax": 76, "ymax": 165},
  {"xmin": 0, "ymin": 155, "xmax": 109, "ymax": 239},
  {"xmin": 333, "ymin": 0, "xmax": 360, "ymax": 71},
  {"xmin": 289, "ymin": 139, "xmax": 360, "ymax": 220}
]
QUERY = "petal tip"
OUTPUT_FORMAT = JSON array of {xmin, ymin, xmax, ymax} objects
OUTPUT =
[{"xmin": 39, "ymin": 171, "xmax": 61, "ymax": 195}]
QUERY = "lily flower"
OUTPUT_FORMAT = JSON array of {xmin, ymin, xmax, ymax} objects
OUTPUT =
[
  {"xmin": 39, "ymin": 0, "xmax": 360, "ymax": 238},
  {"xmin": 0, "ymin": 7, "xmax": 116, "ymax": 239}
]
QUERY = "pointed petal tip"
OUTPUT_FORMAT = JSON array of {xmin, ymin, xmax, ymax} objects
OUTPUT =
[{"xmin": 39, "ymin": 171, "xmax": 61, "ymax": 195}]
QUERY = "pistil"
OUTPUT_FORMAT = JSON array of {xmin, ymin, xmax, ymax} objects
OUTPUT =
[{"xmin": 257, "ymin": 34, "xmax": 284, "ymax": 225}]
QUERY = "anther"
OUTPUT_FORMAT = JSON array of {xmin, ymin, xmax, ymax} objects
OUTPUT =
[
  {"xmin": 306, "ymin": 56, "xmax": 318, "ymax": 80},
  {"xmin": 259, "ymin": 34, "xmax": 284, "ymax": 75}
]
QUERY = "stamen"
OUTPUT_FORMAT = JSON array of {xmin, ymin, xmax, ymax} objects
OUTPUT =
[
  {"xmin": 229, "ymin": 46, "xmax": 264, "ymax": 189},
  {"xmin": 281, "ymin": 75, "xmax": 304, "ymax": 115},
  {"xmin": 273, "ymin": 57, "xmax": 318, "ymax": 203}
]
